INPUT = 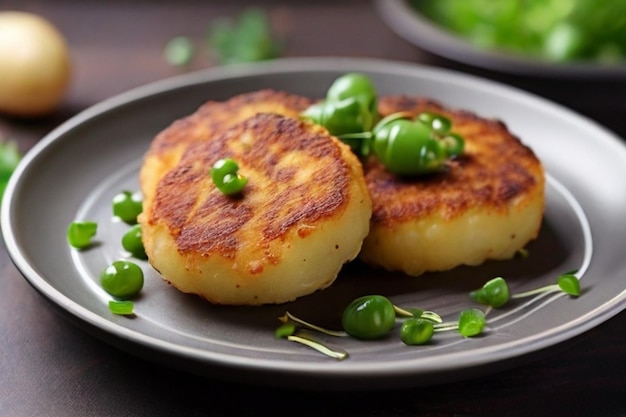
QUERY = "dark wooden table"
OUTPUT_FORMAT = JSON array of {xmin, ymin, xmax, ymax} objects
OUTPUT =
[{"xmin": 2, "ymin": 1, "xmax": 626, "ymax": 416}]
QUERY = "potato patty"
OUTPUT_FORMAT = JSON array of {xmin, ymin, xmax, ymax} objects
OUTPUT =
[
  {"xmin": 139, "ymin": 111, "xmax": 371, "ymax": 305},
  {"xmin": 359, "ymin": 96, "xmax": 545, "ymax": 276}
]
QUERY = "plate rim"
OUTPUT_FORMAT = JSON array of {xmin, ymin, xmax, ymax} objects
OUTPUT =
[{"xmin": 3, "ymin": 56, "xmax": 626, "ymax": 389}]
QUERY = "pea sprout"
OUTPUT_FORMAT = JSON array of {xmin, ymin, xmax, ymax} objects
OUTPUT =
[
  {"xmin": 277, "ymin": 296, "xmax": 469, "ymax": 359},
  {"xmin": 279, "ymin": 311, "xmax": 347, "ymax": 337},
  {"xmin": 469, "ymin": 276, "xmax": 510, "ymax": 308},
  {"xmin": 276, "ymin": 315, "xmax": 348, "ymax": 360},
  {"xmin": 285, "ymin": 334, "xmax": 349, "ymax": 361},
  {"xmin": 512, "ymin": 272, "xmax": 581, "ymax": 298},
  {"xmin": 471, "ymin": 272, "xmax": 581, "ymax": 308}
]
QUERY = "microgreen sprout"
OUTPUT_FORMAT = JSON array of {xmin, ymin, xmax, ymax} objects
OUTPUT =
[
  {"xmin": 471, "ymin": 272, "xmax": 581, "ymax": 309},
  {"xmin": 285, "ymin": 333, "xmax": 349, "ymax": 361},
  {"xmin": 277, "ymin": 313, "xmax": 348, "ymax": 360},
  {"xmin": 469, "ymin": 276, "xmax": 510, "ymax": 308},
  {"xmin": 512, "ymin": 271, "xmax": 581, "ymax": 298},
  {"xmin": 277, "ymin": 297, "xmax": 464, "ymax": 358},
  {"xmin": 279, "ymin": 311, "xmax": 347, "ymax": 337}
]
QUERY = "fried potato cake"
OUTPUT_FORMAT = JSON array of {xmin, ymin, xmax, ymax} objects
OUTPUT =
[
  {"xmin": 139, "ymin": 90, "xmax": 314, "ymax": 210},
  {"xmin": 359, "ymin": 96, "xmax": 545, "ymax": 276},
  {"xmin": 139, "ymin": 112, "xmax": 371, "ymax": 305}
]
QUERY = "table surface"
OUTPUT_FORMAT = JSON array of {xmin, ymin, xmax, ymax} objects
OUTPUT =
[{"xmin": 2, "ymin": 1, "xmax": 626, "ymax": 416}]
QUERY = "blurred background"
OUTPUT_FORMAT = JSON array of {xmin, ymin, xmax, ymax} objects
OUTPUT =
[{"xmin": 2, "ymin": 0, "xmax": 625, "ymax": 147}]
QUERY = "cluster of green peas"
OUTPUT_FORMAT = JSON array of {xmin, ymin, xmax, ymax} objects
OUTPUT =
[
  {"xmin": 301, "ymin": 72, "xmax": 465, "ymax": 175},
  {"xmin": 208, "ymin": 73, "xmax": 465, "ymax": 197},
  {"xmin": 276, "ymin": 271, "xmax": 580, "ymax": 360},
  {"xmin": 67, "ymin": 190, "xmax": 146, "ymax": 315}
]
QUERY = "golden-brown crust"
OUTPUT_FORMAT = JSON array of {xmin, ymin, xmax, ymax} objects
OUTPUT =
[
  {"xmin": 366, "ymin": 96, "xmax": 544, "ymax": 227},
  {"xmin": 139, "ymin": 90, "xmax": 314, "ymax": 209},
  {"xmin": 147, "ymin": 89, "xmax": 314, "ymax": 157},
  {"xmin": 147, "ymin": 113, "xmax": 357, "ymax": 258}
]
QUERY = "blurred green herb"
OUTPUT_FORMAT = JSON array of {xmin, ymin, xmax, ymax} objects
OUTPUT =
[
  {"xmin": 413, "ymin": 0, "xmax": 626, "ymax": 63},
  {"xmin": 164, "ymin": 8, "xmax": 281, "ymax": 68},
  {"xmin": 163, "ymin": 36, "xmax": 195, "ymax": 67},
  {"xmin": 0, "ymin": 139, "xmax": 21, "ymax": 202},
  {"xmin": 208, "ymin": 8, "xmax": 281, "ymax": 65}
]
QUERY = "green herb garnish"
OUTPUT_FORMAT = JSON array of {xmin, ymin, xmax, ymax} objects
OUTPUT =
[
  {"xmin": 163, "ymin": 36, "xmax": 195, "ymax": 67},
  {"xmin": 208, "ymin": 8, "xmax": 281, "ymax": 65},
  {"xmin": 0, "ymin": 140, "xmax": 21, "ymax": 203}
]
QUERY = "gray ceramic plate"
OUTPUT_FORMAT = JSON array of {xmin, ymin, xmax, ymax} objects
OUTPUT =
[
  {"xmin": 3, "ymin": 57, "xmax": 626, "ymax": 391},
  {"xmin": 375, "ymin": 0, "xmax": 626, "ymax": 79}
]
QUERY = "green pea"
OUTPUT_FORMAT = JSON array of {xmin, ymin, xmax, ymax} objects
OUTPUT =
[
  {"xmin": 341, "ymin": 295, "xmax": 396, "ymax": 340},
  {"xmin": 210, "ymin": 158, "xmax": 248, "ymax": 195},
  {"xmin": 326, "ymin": 72, "xmax": 377, "ymax": 118},
  {"xmin": 274, "ymin": 322, "xmax": 296, "ymax": 339},
  {"xmin": 301, "ymin": 73, "xmax": 378, "ymax": 146},
  {"xmin": 100, "ymin": 260, "xmax": 144, "ymax": 299},
  {"xmin": 417, "ymin": 112, "xmax": 452, "ymax": 133},
  {"xmin": 400, "ymin": 318, "xmax": 434, "ymax": 345},
  {"xmin": 112, "ymin": 191, "xmax": 142, "ymax": 224},
  {"xmin": 67, "ymin": 221, "xmax": 97, "ymax": 249},
  {"xmin": 470, "ymin": 276, "xmax": 510, "ymax": 308},
  {"xmin": 458, "ymin": 308, "xmax": 486, "ymax": 337},
  {"xmin": 373, "ymin": 119, "xmax": 445, "ymax": 175},
  {"xmin": 122, "ymin": 224, "xmax": 147, "ymax": 259},
  {"xmin": 304, "ymin": 98, "xmax": 369, "ymax": 136}
]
